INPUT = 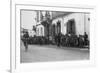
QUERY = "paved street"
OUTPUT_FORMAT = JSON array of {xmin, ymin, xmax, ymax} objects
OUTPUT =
[{"xmin": 20, "ymin": 42, "xmax": 89, "ymax": 63}]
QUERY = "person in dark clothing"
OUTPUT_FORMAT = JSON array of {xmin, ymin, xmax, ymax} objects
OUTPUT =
[
  {"xmin": 84, "ymin": 32, "xmax": 88, "ymax": 45},
  {"xmin": 23, "ymin": 31, "xmax": 29, "ymax": 51},
  {"xmin": 57, "ymin": 33, "xmax": 61, "ymax": 47},
  {"xmin": 78, "ymin": 35, "xmax": 84, "ymax": 48}
]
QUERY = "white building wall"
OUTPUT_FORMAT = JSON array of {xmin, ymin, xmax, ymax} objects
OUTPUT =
[
  {"xmin": 52, "ymin": 13, "xmax": 90, "ymax": 39},
  {"xmin": 84, "ymin": 14, "xmax": 90, "ymax": 40},
  {"xmin": 63, "ymin": 13, "xmax": 85, "ymax": 36}
]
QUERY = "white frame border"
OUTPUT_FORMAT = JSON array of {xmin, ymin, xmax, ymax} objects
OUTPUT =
[{"xmin": 11, "ymin": 2, "xmax": 96, "ymax": 73}]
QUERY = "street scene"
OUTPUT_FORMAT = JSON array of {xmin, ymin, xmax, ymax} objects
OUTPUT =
[{"xmin": 20, "ymin": 10, "xmax": 90, "ymax": 63}]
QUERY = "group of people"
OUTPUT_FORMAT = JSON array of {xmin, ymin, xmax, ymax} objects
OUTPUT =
[
  {"xmin": 22, "ymin": 31, "xmax": 89, "ymax": 52},
  {"xmin": 55, "ymin": 32, "xmax": 89, "ymax": 47}
]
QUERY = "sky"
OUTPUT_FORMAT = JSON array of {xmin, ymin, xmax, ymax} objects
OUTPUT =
[{"xmin": 21, "ymin": 10, "xmax": 37, "ymax": 30}]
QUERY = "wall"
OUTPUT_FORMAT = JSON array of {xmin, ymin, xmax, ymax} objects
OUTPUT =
[
  {"xmin": 85, "ymin": 14, "xmax": 90, "ymax": 39},
  {"xmin": 52, "ymin": 13, "xmax": 90, "ymax": 39},
  {"xmin": 64, "ymin": 13, "xmax": 85, "ymax": 35}
]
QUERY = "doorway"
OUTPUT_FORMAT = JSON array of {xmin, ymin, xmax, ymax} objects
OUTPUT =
[{"xmin": 67, "ymin": 19, "xmax": 76, "ymax": 34}]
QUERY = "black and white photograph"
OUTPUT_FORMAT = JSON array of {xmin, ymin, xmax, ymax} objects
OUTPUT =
[
  {"xmin": 0, "ymin": 0, "xmax": 99, "ymax": 73},
  {"xmin": 20, "ymin": 10, "xmax": 90, "ymax": 63},
  {"xmin": 9, "ymin": 0, "xmax": 97, "ymax": 72}
]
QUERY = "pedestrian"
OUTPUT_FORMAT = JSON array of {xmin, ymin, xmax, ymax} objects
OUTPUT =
[
  {"xmin": 84, "ymin": 32, "xmax": 88, "ymax": 45},
  {"xmin": 78, "ymin": 35, "xmax": 84, "ymax": 48},
  {"xmin": 57, "ymin": 33, "xmax": 61, "ymax": 47},
  {"xmin": 23, "ymin": 31, "xmax": 29, "ymax": 52}
]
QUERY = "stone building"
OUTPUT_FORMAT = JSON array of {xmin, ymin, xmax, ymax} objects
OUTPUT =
[
  {"xmin": 36, "ymin": 11, "xmax": 90, "ymax": 41},
  {"xmin": 36, "ymin": 11, "xmax": 52, "ymax": 39},
  {"xmin": 36, "ymin": 23, "xmax": 45, "ymax": 36}
]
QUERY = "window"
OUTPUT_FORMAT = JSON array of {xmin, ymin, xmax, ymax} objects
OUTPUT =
[{"xmin": 67, "ymin": 19, "xmax": 76, "ymax": 34}]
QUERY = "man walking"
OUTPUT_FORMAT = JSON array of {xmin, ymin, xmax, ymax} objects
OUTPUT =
[{"xmin": 23, "ymin": 31, "xmax": 29, "ymax": 51}]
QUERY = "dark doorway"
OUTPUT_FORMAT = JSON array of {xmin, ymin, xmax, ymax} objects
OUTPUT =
[{"xmin": 67, "ymin": 19, "xmax": 76, "ymax": 34}]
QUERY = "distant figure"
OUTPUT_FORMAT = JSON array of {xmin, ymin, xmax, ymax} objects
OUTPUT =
[
  {"xmin": 67, "ymin": 33, "xmax": 71, "ymax": 47},
  {"xmin": 23, "ymin": 32, "xmax": 29, "ymax": 51},
  {"xmin": 55, "ymin": 34, "xmax": 58, "ymax": 45},
  {"xmin": 57, "ymin": 33, "xmax": 61, "ymax": 47},
  {"xmin": 78, "ymin": 35, "xmax": 83, "ymax": 47},
  {"xmin": 84, "ymin": 32, "xmax": 88, "ymax": 45}
]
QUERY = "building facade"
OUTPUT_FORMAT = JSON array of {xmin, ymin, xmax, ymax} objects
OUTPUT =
[
  {"xmin": 36, "ymin": 11, "xmax": 52, "ymax": 38},
  {"xmin": 36, "ymin": 24, "xmax": 45, "ymax": 36},
  {"xmin": 52, "ymin": 13, "xmax": 90, "ymax": 40}
]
